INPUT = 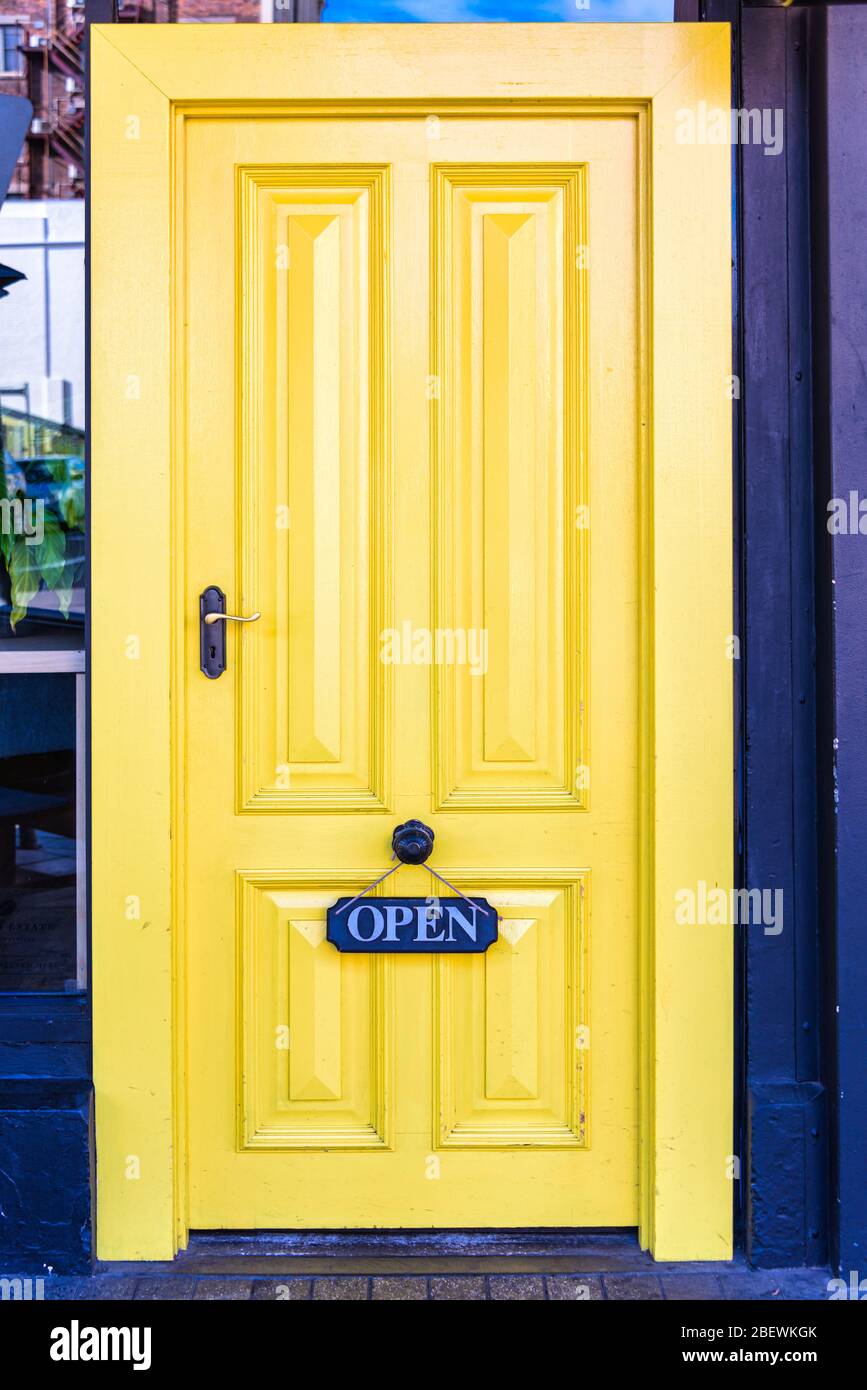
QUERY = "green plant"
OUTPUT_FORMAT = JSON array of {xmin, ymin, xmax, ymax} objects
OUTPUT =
[{"xmin": 0, "ymin": 461, "xmax": 84, "ymax": 630}]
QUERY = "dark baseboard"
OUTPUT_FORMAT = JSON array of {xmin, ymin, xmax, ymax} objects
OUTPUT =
[
  {"xmin": 0, "ymin": 1080, "xmax": 93, "ymax": 1276},
  {"xmin": 746, "ymin": 1082, "xmax": 828, "ymax": 1268}
]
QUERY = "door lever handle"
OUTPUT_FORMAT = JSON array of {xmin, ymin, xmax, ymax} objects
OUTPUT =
[
  {"xmin": 199, "ymin": 585, "xmax": 259, "ymax": 679},
  {"xmin": 203, "ymin": 610, "xmax": 261, "ymax": 625}
]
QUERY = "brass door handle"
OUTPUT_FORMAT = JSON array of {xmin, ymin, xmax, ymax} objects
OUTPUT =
[{"xmin": 203, "ymin": 610, "xmax": 261, "ymax": 625}]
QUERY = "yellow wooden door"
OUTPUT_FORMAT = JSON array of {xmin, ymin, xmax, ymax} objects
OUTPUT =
[
  {"xmin": 93, "ymin": 25, "xmax": 733, "ymax": 1258},
  {"xmin": 183, "ymin": 102, "xmax": 639, "ymax": 1229}
]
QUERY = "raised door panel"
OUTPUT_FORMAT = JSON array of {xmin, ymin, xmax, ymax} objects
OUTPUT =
[
  {"xmin": 435, "ymin": 873, "xmax": 587, "ymax": 1148},
  {"xmin": 237, "ymin": 168, "xmax": 391, "ymax": 811},
  {"xmin": 239, "ymin": 872, "xmax": 392, "ymax": 1149},
  {"xmin": 432, "ymin": 166, "xmax": 587, "ymax": 811}
]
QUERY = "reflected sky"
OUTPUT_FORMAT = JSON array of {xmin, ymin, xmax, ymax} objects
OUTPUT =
[{"xmin": 323, "ymin": 1, "xmax": 673, "ymax": 22}]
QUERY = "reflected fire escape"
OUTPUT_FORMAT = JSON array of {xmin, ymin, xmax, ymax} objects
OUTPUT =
[
  {"xmin": 19, "ymin": 0, "xmax": 155, "ymax": 199},
  {"xmin": 21, "ymin": 2, "xmax": 85, "ymax": 199}
]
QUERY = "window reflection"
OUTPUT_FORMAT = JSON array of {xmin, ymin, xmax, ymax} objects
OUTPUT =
[{"xmin": 0, "ymin": 410, "xmax": 85, "ymax": 640}]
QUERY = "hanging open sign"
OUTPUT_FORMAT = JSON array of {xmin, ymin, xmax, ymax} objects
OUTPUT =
[{"xmin": 326, "ymin": 896, "xmax": 498, "ymax": 954}]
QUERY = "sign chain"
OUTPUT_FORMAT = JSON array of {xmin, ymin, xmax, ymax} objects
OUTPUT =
[{"xmin": 334, "ymin": 858, "xmax": 497, "ymax": 920}]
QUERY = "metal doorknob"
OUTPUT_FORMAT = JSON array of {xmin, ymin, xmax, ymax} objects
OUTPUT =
[
  {"xmin": 392, "ymin": 820, "xmax": 435, "ymax": 865},
  {"xmin": 204, "ymin": 610, "xmax": 261, "ymax": 625}
]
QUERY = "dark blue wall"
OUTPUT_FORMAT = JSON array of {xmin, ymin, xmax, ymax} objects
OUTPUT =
[
  {"xmin": 810, "ymin": 2, "xmax": 867, "ymax": 1279},
  {"xmin": 0, "ymin": 998, "xmax": 92, "ymax": 1274},
  {"xmin": 739, "ymin": 1, "xmax": 826, "ymax": 1270}
]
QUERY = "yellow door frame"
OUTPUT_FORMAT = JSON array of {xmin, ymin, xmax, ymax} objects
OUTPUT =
[{"xmin": 91, "ymin": 22, "xmax": 732, "ymax": 1262}]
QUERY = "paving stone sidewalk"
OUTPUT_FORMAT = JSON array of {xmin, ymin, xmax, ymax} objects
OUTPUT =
[{"xmin": 25, "ymin": 1264, "xmax": 833, "ymax": 1301}]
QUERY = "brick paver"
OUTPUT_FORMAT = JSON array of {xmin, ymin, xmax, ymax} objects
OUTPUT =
[
  {"xmin": 192, "ymin": 1279, "xmax": 254, "ymax": 1300},
  {"xmin": 489, "ymin": 1276, "xmax": 546, "ymax": 1300},
  {"xmin": 604, "ymin": 1274, "xmax": 664, "ymax": 1300},
  {"xmin": 251, "ymin": 1279, "xmax": 313, "ymax": 1300},
  {"xmin": 8, "ymin": 1262, "xmax": 833, "ymax": 1301},
  {"xmin": 372, "ymin": 1276, "xmax": 428, "ymax": 1300},
  {"xmin": 76, "ymin": 1277, "xmax": 140, "ymax": 1301},
  {"xmin": 546, "ymin": 1275, "xmax": 606, "ymax": 1300},
  {"xmin": 133, "ymin": 1277, "xmax": 198, "ymax": 1301},
  {"xmin": 661, "ymin": 1274, "xmax": 724, "ymax": 1300},
  {"xmin": 312, "ymin": 1277, "xmax": 369, "ymax": 1301},
  {"xmin": 430, "ymin": 1276, "xmax": 486, "ymax": 1300},
  {"xmin": 718, "ymin": 1268, "xmax": 831, "ymax": 1301}
]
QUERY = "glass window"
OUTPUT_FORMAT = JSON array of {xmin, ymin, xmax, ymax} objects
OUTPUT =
[
  {"xmin": 1, "ymin": 25, "xmax": 23, "ymax": 76},
  {"xmin": 0, "ymin": 672, "xmax": 83, "ymax": 991},
  {"xmin": 1, "ymin": 412, "xmax": 85, "ymax": 642},
  {"xmin": 1, "ymin": 204, "xmax": 86, "ymax": 998}
]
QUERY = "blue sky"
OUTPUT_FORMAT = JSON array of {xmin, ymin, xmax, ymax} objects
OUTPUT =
[{"xmin": 324, "ymin": 1, "xmax": 673, "ymax": 22}]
